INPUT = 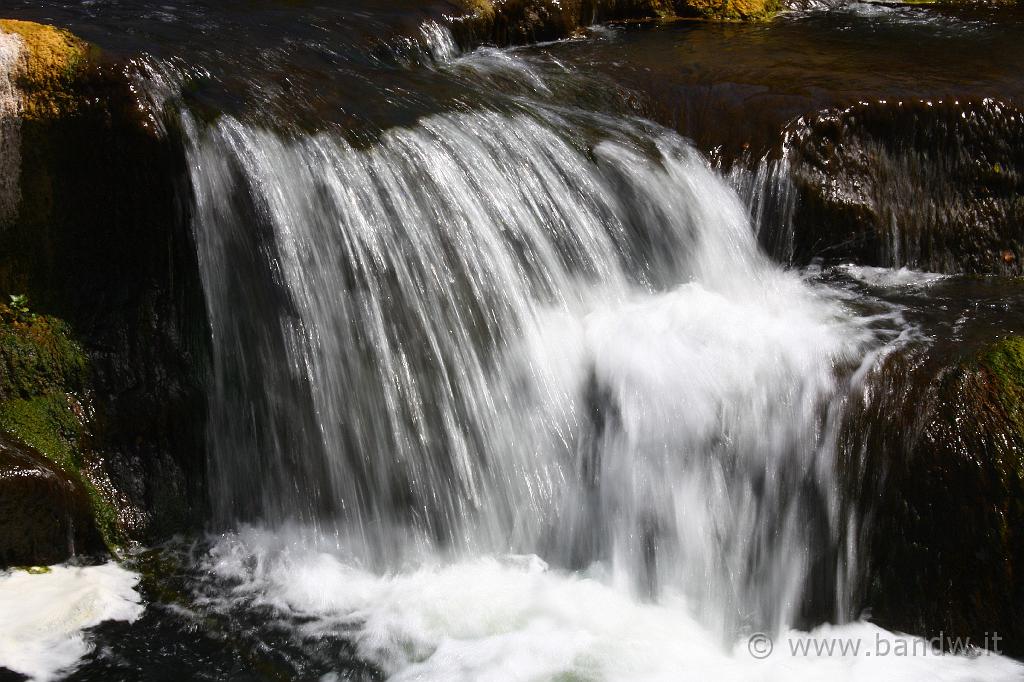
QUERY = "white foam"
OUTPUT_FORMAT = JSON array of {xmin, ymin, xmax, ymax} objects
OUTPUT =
[
  {"xmin": 0, "ymin": 562, "xmax": 144, "ymax": 681},
  {"xmin": 834, "ymin": 264, "xmax": 948, "ymax": 289},
  {"xmin": 419, "ymin": 20, "xmax": 459, "ymax": 63},
  {"xmin": 205, "ymin": 531, "xmax": 1024, "ymax": 682}
]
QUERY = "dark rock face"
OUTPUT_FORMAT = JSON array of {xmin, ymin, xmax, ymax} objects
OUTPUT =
[
  {"xmin": 783, "ymin": 99, "xmax": 1024, "ymax": 275},
  {"xmin": 0, "ymin": 30, "xmax": 208, "ymax": 543},
  {"xmin": 841, "ymin": 338, "xmax": 1024, "ymax": 656},
  {"xmin": 0, "ymin": 433, "xmax": 105, "ymax": 566}
]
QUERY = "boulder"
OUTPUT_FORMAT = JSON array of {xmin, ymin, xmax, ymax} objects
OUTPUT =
[
  {"xmin": 841, "ymin": 335, "xmax": 1024, "ymax": 656},
  {"xmin": 0, "ymin": 433, "xmax": 105, "ymax": 567},
  {"xmin": 784, "ymin": 99, "xmax": 1024, "ymax": 275}
]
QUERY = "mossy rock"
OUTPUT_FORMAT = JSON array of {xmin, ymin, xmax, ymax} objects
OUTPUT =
[
  {"xmin": 0, "ymin": 432, "xmax": 105, "ymax": 567},
  {"xmin": 981, "ymin": 335, "xmax": 1024, "ymax": 440},
  {"xmin": 841, "ymin": 337, "xmax": 1024, "ymax": 656},
  {"xmin": 0, "ymin": 19, "xmax": 95, "ymax": 120},
  {"xmin": 0, "ymin": 301, "xmax": 122, "ymax": 551},
  {"xmin": 452, "ymin": 0, "xmax": 771, "ymax": 47},
  {"xmin": 673, "ymin": 0, "xmax": 779, "ymax": 20},
  {"xmin": 0, "ymin": 303, "xmax": 88, "ymax": 401},
  {"xmin": 1, "ymin": 19, "xmax": 208, "ymax": 544}
]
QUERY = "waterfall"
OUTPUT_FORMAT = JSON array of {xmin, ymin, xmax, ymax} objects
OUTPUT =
[{"xmin": 185, "ymin": 103, "xmax": 887, "ymax": 640}]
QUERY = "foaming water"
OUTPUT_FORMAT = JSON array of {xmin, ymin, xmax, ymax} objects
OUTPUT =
[
  {"xmin": 142, "ymin": 20, "xmax": 1023, "ymax": 675},
  {"xmin": 0, "ymin": 563, "xmax": 143, "ymax": 681},
  {"xmin": 833, "ymin": 265, "xmax": 949, "ymax": 289},
  {"xmin": 185, "ymin": 103, "xmax": 896, "ymax": 643},
  {"xmin": 202, "ymin": 528, "xmax": 1023, "ymax": 681}
]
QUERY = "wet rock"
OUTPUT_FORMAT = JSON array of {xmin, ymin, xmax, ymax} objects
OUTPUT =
[
  {"xmin": 0, "ymin": 433, "xmax": 105, "ymax": 567},
  {"xmin": 452, "ymin": 0, "xmax": 669, "ymax": 47},
  {"xmin": 450, "ymin": 0, "xmax": 772, "ymax": 48},
  {"xmin": 0, "ymin": 20, "xmax": 207, "ymax": 543},
  {"xmin": 674, "ymin": 0, "xmax": 779, "ymax": 20},
  {"xmin": 0, "ymin": 300, "xmax": 124, "ymax": 548},
  {"xmin": 841, "ymin": 335, "xmax": 1024, "ymax": 656},
  {"xmin": 783, "ymin": 99, "xmax": 1024, "ymax": 275}
]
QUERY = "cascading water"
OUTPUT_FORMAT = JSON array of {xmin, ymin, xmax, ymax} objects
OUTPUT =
[
  {"xmin": 186, "ymin": 93, "xmax": 891, "ymax": 647},
  {"xmin": 3, "ymin": 4, "xmax": 1024, "ymax": 677}
]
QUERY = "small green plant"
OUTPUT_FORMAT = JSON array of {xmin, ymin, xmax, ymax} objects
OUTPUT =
[{"xmin": 8, "ymin": 294, "xmax": 34, "ymax": 322}]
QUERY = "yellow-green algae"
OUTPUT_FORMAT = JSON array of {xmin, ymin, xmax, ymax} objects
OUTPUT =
[
  {"xmin": 0, "ymin": 301, "xmax": 121, "ymax": 550},
  {"xmin": 0, "ymin": 19, "xmax": 92, "ymax": 120}
]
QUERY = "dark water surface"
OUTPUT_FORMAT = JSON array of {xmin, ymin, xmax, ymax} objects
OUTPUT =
[{"xmin": 7, "ymin": 0, "xmax": 1024, "ymax": 143}]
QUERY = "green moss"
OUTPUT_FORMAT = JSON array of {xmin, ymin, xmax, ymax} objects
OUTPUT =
[
  {"xmin": 0, "ymin": 303, "xmax": 89, "ymax": 401},
  {"xmin": 981, "ymin": 335, "xmax": 1024, "ymax": 436},
  {"xmin": 0, "ymin": 302, "xmax": 122, "ymax": 550},
  {"xmin": 0, "ymin": 394, "xmax": 80, "ymax": 470},
  {"xmin": 82, "ymin": 475, "xmax": 121, "ymax": 549}
]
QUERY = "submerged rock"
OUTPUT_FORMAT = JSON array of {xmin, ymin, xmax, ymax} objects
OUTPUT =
[
  {"xmin": 842, "ymin": 334, "xmax": 1024, "ymax": 656},
  {"xmin": 0, "ymin": 433, "xmax": 105, "ymax": 567}
]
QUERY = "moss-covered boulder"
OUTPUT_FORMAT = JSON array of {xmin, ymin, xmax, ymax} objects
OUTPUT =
[
  {"xmin": 0, "ymin": 19, "xmax": 94, "ymax": 120},
  {"xmin": 0, "ymin": 432, "xmax": 105, "ymax": 566},
  {"xmin": 0, "ymin": 301, "xmax": 123, "ymax": 556},
  {"xmin": 841, "ymin": 335, "xmax": 1024, "ymax": 656}
]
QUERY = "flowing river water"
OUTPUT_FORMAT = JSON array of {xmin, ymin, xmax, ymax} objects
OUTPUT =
[{"xmin": 1, "ymin": 1, "xmax": 1024, "ymax": 680}]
